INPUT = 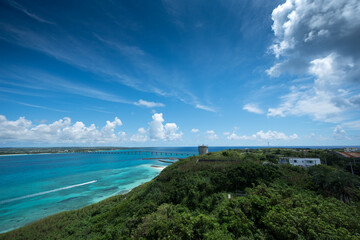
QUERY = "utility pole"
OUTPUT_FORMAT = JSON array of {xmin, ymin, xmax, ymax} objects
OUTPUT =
[{"xmin": 350, "ymin": 162, "xmax": 354, "ymax": 175}]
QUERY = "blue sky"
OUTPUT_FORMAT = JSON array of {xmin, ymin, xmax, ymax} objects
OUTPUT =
[{"xmin": 0, "ymin": 0, "xmax": 359, "ymax": 147}]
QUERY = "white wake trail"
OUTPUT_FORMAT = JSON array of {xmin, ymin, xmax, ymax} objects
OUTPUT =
[{"xmin": 0, "ymin": 180, "xmax": 97, "ymax": 204}]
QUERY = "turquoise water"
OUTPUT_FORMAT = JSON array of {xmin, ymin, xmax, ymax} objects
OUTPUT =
[
  {"xmin": 0, "ymin": 145, "xmax": 348, "ymax": 233},
  {"xmin": 0, "ymin": 149, "xmax": 195, "ymax": 233}
]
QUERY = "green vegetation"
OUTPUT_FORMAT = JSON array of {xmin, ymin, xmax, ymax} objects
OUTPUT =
[{"xmin": 1, "ymin": 149, "xmax": 360, "ymax": 239}]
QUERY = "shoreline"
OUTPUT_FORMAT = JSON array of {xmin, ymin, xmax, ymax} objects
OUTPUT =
[
  {"xmin": 150, "ymin": 165, "xmax": 167, "ymax": 170},
  {"xmin": 0, "ymin": 166, "xmax": 164, "ymax": 233},
  {"xmin": 0, "ymin": 153, "xmax": 55, "ymax": 157}
]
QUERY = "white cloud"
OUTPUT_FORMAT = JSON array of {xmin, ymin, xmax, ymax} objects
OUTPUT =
[
  {"xmin": 148, "ymin": 113, "xmax": 182, "ymax": 141},
  {"xmin": 0, "ymin": 24, "xmax": 210, "ymax": 112},
  {"xmin": 0, "ymin": 113, "xmax": 184, "ymax": 144},
  {"xmin": 227, "ymin": 130, "xmax": 298, "ymax": 141},
  {"xmin": 267, "ymin": 80, "xmax": 346, "ymax": 122},
  {"xmin": 256, "ymin": 130, "xmax": 298, "ymax": 140},
  {"xmin": 243, "ymin": 103, "xmax": 264, "ymax": 114},
  {"xmin": 6, "ymin": 0, "xmax": 55, "ymax": 25},
  {"xmin": 227, "ymin": 133, "xmax": 249, "ymax": 140},
  {"xmin": 149, "ymin": 113, "xmax": 166, "ymax": 140},
  {"xmin": 0, "ymin": 115, "xmax": 126, "ymax": 144},
  {"xmin": 333, "ymin": 125, "xmax": 349, "ymax": 140},
  {"xmin": 164, "ymin": 123, "xmax": 182, "ymax": 141},
  {"xmin": 134, "ymin": 99, "xmax": 165, "ymax": 108},
  {"xmin": 223, "ymin": 131, "xmax": 230, "ymax": 136},
  {"xmin": 191, "ymin": 128, "xmax": 199, "ymax": 133},
  {"xmin": 94, "ymin": 34, "xmax": 145, "ymax": 57},
  {"xmin": 270, "ymin": 0, "xmax": 360, "ymax": 59},
  {"xmin": 206, "ymin": 130, "xmax": 218, "ymax": 140},
  {"xmin": 130, "ymin": 128, "xmax": 149, "ymax": 142},
  {"xmin": 267, "ymin": 0, "xmax": 360, "ymax": 123},
  {"xmin": 195, "ymin": 104, "xmax": 216, "ymax": 112},
  {"xmin": 343, "ymin": 120, "xmax": 360, "ymax": 130}
]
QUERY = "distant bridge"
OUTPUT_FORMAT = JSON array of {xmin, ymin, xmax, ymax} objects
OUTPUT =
[{"xmin": 80, "ymin": 151, "xmax": 195, "ymax": 157}]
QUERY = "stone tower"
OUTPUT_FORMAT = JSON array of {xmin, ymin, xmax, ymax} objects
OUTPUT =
[{"xmin": 198, "ymin": 145, "xmax": 208, "ymax": 155}]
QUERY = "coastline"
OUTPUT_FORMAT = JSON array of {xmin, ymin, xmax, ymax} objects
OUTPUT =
[
  {"xmin": 150, "ymin": 165, "xmax": 167, "ymax": 170},
  {"xmin": 0, "ymin": 153, "xmax": 55, "ymax": 157},
  {"xmin": 0, "ymin": 149, "xmax": 182, "ymax": 233},
  {"xmin": 0, "ymin": 158, "xmax": 174, "ymax": 233}
]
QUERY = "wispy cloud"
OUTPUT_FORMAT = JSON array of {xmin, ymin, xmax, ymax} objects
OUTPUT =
[
  {"xmin": 1, "ymin": 68, "xmax": 133, "ymax": 104},
  {"xmin": 1, "ymin": 68, "xmax": 171, "ymax": 110},
  {"xmin": 195, "ymin": 104, "xmax": 216, "ymax": 112},
  {"xmin": 243, "ymin": 103, "xmax": 264, "ymax": 114},
  {"xmin": 0, "ymin": 86, "xmax": 47, "ymax": 97},
  {"xmin": 134, "ymin": 99, "xmax": 165, "ymax": 108},
  {"xmin": 343, "ymin": 120, "xmax": 360, "ymax": 130},
  {"xmin": 0, "ymin": 12, "xmax": 217, "ymax": 112},
  {"xmin": 84, "ymin": 107, "xmax": 115, "ymax": 114},
  {"xmin": 5, "ymin": 0, "xmax": 55, "ymax": 24},
  {"xmin": 94, "ymin": 34, "xmax": 145, "ymax": 57},
  {"xmin": 0, "ymin": 23, "xmax": 146, "ymax": 91},
  {"xmin": 2, "ymin": 98, "xmax": 67, "ymax": 112}
]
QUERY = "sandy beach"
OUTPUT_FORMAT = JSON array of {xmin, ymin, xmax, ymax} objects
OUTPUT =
[
  {"xmin": 0, "ymin": 152, "xmax": 57, "ymax": 157},
  {"xmin": 150, "ymin": 165, "xmax": 167, "ymax": 170}
]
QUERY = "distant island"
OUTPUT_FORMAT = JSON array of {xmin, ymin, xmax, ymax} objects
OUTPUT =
[
  {"xmin": 1, "ymin": 148, "xmax": 360, "ymax": 239},
  {"xmin": 0, "ymin": 147, "xmax": 139, "ymax": 156}
]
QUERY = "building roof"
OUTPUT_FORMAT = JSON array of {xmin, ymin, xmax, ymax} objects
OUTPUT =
[{"xmin": 337, "ymin": 152, "xmax": 360, "ymax": 158}]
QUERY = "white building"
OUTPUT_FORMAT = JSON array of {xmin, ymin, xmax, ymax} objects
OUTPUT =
[
  {"xmin": 278, "ymin": 157, "xmax": 321, "ymax": 167},
  {"xmin": 345, "ymin": 147, "xmax": 358, "ymax": 152}
]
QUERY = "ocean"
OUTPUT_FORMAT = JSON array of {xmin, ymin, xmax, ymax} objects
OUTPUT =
[
  {"xmin": 0, "ymin": 146, "xmax": 352, "ymax": 233},
  {"xmin": 0, "ymin": 148, "xmax": 197, "ymax": 233}
]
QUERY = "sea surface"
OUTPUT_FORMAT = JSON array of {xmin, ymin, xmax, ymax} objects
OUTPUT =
[
  {"xmin": 0, "ymin": 148, "xmax": 196, "ymax": 233},
  {"xmin": 0, "ymin": 146, "xmax": 355, "ymax": 233}
]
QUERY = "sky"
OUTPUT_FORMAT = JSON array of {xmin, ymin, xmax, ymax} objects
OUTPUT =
[{"xmin": 0, "ymin": 0, "xmax": 359, "ymax": 147}]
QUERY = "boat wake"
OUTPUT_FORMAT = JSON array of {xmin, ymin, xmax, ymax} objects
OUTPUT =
[{"xmin": 0, "ymin": 180, "xmax": 97, "ymax": 204}]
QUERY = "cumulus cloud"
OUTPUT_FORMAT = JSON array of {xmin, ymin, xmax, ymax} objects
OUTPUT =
[
  {"xmin": 227, "ymin": 132, "xmax": 248, "ymax": 140},
  {"xmin": 333, "ymin": 125, "xmax": 348, "ymax": 140},
  {"xmin": 227, "ymin": 130, "xmax": 298, "ymax": 141},
  {"xmin": 0, "ymin": 115, "xmax": 126, "ymax": 144},
  {"xmin": 243, "ymin": 103, "xmax": 264, "ymax": 114},
  {"xmin": 270, "ymin": 0, "xmax": 360, "ymax": 59},
  {"xmin": 191, "ymin": 128, "xmax": 199, "ymax": 133},
  {"xmin": 206, "ymin": 130, "xmax": 218, "ymax": 140},
  {"xmin": 148, "ymin": 113, "xmax": 182, "ymax": 141},
  {"xmin": 134, "ymin": 99, "xmax": 165, "ymax": 108},
  {"xmin": 267, "ymin": 0, "xmax": 360, "ymax": 122},
  {"xmin": 130, "ymin": 128, "xmax": 149, "ymax": 142},
  {"xmin": 0, "ymin": 113, "xmax": 183, "ymax": 144}
]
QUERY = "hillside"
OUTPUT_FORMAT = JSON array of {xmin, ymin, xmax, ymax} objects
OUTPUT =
[{"xmin": 1, "ymin": 149, "xmax": 360, "ymax": 239}]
